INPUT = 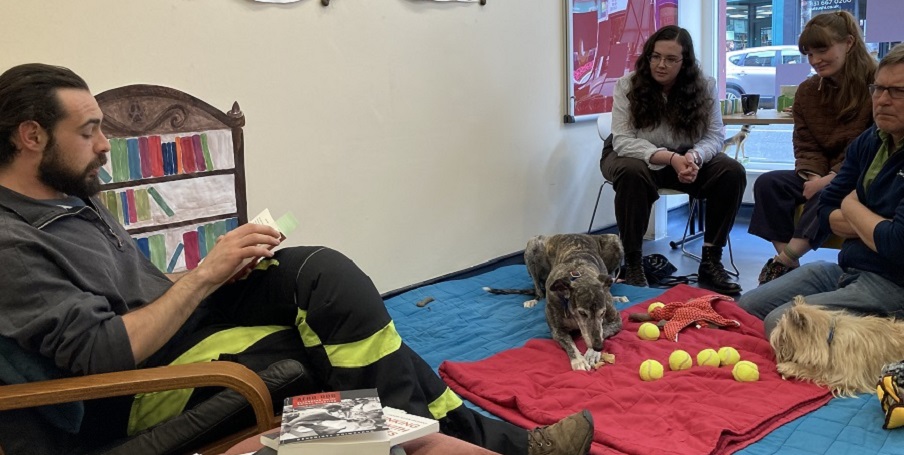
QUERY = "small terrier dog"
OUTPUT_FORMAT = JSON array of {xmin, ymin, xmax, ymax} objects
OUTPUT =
[
  {"xmin": 770, "ymin": 296, "xmax": 904, "ymax": 396},
  {"xmin": 485, "ymin": 234, "xmax": 624, "ymax": 371},
  {"xmin": 722, "ymin": 125, "xmax": 752, "ymax": 161}
]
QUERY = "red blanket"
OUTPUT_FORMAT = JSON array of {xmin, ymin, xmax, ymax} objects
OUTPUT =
[{"xmin": 439, "ymin": 285, "xmax": 832, "ymax": 455}]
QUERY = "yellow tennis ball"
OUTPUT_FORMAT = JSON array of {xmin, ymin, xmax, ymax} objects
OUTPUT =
[
  {"xmin": 732, "ymin": 360, "xmax": 760, "ymax": 382},
  {"xmin": 696, "ymin": 348, "xmax": 720, "ymax": 367},
  {"xmin": 668, "ymin": 350, "xmax": 692, "ymax": 371},
  {"xmin": 718, "ymin": 347, "xmax": 741, "ymax": 366},
  {"xmin": 639, "ymin": 359, "xmax": 664, "ymax": 381},
  {"xmin": 637, "ymin": 322, "xmax": 661, "ymax": 341},
  {"xmin": 647, "ymin": 302, "xmax": 665, "ymax": 314}
]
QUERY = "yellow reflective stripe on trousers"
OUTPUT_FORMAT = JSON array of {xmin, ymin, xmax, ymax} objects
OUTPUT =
[
  {"xmin": 296, "ymin": 309, "xmax": 402, "ymax": 368},
  {"xmin": 428, "ymin": 387, "xmax": 464, "ymax": 420},
  {"xmin": 296, "ymin": 309, "xmax": 322, "ymax": 348},
  {"xmin": 127, "ymin": 325, "xmax": 291, "ymax": 435}
]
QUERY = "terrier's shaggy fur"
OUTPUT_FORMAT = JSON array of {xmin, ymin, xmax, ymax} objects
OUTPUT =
[{"xmin": 770, "ymin": 296, "xmax": 904, "ymax": 396}]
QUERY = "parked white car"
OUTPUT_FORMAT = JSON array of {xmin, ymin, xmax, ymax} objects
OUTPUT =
[{"xmin": 726, "ymin": 45, "xmax": 805, "ymax": 109}]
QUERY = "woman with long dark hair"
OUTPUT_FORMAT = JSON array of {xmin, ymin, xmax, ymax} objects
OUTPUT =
[
  {"xmin": 749, "ymin": 11, "xmax": 875, "ymax": 285},
  {"xmin": 601, "ymin": 25, "xmax": 746, "ymax": 294}
]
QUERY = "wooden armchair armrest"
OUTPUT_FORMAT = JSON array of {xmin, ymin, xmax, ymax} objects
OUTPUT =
[{"xmin": 0, "ymin": 361, "xmax": 274, "ymax": 435}]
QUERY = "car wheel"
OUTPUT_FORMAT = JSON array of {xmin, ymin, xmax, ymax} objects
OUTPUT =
[{"xmin": 726, "ymin": 87, "xmax": 742, "ymax": 101}]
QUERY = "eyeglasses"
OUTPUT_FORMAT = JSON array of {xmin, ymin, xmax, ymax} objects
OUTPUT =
[
  {"xmin": 649, "ymin": 54, "xmax": 683, "ymax": 68},
  {"xmin": 869, "ymin": 84, "xmax": 904, "ymax": 100}
]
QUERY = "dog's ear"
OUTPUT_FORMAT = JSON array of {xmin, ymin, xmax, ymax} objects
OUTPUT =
[
  {"xmin": 550, "ymin": 277, "xmax": 572, "ymax": 298},
  {"xmin": 786, "ymin": 296, "xmax": 809, "ymax": 328},
  {"xmin": 597, "ymin": 274, "xmax": 613, "ymax": 287}
]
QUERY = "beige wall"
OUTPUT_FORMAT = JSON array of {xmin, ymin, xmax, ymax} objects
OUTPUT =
[{"xmin": 1, "ymin": 0, "xmax": 712, "ymax": 293}]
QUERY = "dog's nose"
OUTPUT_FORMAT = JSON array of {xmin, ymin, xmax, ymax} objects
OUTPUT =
[{"xmin": 593, "ymin": 344, "xmax": 603, "ymax": 351}]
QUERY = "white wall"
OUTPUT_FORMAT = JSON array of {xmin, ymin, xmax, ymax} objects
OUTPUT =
[{"xmin": 1, "ymin": 0, "xmax": 708, "ymax": 293}]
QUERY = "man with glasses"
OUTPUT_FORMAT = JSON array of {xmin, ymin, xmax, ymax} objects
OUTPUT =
[{"xmin": 738, "ymin": 44, "xmax": 904, "ymax": 336}]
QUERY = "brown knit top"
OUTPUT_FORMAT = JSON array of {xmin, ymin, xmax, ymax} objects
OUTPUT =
[{"xmin": 791, "ymin": 75, "xmax": 873, "ymax": 176}]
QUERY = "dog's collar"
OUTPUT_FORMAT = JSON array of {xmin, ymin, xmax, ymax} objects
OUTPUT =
[{"xmin": 827, "ymin": 317, "xmax": 836, "ymax": 346}]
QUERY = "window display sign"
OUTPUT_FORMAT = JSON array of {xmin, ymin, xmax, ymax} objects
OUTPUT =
[
  {"xmin": 809, "ymin": 0, "xmax": 855, "ymax": 14},
  {"xmin": 564, "ymin": 0, "xmax": 676, "ymax": 121}
]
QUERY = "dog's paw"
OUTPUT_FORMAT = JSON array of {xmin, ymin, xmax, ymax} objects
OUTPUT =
[
  {"xmin": 523, "ymin": 299, "xmax": 538, "ymax": 308},
  {"xmin": 583, "ymin": 349, "xmax": 601, "ymax": 366},
  {"xmin": 570, "ymin": 357, "xmax": 592, "ymax": 371}
]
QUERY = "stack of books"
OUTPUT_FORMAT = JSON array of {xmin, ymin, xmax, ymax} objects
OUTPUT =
[{"xmin": 259, "ymin": 389, "xmax": 439, "ymax": 455}]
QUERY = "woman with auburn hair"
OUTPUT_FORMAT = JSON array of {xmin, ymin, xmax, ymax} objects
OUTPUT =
[
  {"xmin": 749, "ymin": 11, "xmax": 875, "ymax": 285},
  {"xmin": 601, "ymin": 25, "xmax": 746, "ymax": 294}
]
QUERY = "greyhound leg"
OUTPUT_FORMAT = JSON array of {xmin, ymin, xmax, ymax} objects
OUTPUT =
[{"xmin": 550, "ymin": 325, "xmax": 591, "ymax": 371}]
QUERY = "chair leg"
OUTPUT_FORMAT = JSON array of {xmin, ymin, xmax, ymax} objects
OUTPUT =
[
  {"xmin": 725, "ymin": 235, "xmax": 740, "ymax": 277},
  {"xmin": 669, "ymin": 198, "xmax": 705, "ymax": 261},
  {"xmin": 588, "ymin": 182, "xmax": 609, "ymax": 234},
  {"xmin": 666, "ymin": 198, "xmax": 740, "ymax": 277}
]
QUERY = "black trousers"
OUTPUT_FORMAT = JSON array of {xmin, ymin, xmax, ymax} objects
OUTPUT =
[
  {"xmin": 89, "ymin": 247, "xmax": 528, "ymax": 455},
  {"xmin": 748, "ymin": 169, "xmax": 822, "ymax": 248},
  {"xmin": 600, "ymin": 138, "xmax": 747, "ymax": 254}
]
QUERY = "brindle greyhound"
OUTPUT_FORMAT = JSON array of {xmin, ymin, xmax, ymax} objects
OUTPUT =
[{"xmin": 485, "ymin": 233, "xmax": 624, "ymax": 371}]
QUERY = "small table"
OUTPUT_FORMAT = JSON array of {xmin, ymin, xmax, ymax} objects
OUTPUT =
[
  {"xmin": 221, "ymin": 431, "xmax": 502, "ymax": 455},
  {"xmin": 722, "ymin": 110, "xmax": 794, "ymax": 126}
]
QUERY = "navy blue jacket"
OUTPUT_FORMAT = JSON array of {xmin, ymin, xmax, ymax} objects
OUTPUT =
[{"xmin": 818, "ymin": 124, "xmax": 904, "ymax": 287}]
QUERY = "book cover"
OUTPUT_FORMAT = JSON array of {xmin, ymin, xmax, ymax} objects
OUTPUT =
[
  {"xmin": 149, "ymin": 135, "xmax": 165, "ymax": 177},
  {"xmin": 191, "ymin": 134, "xmax": 207, "ymax": 172},
  {"xmin": 174, "ymin": 137, "xmax": 184, "ymax": 174},
  {"xmin": 383, "ymin": 406, "xmax": 440, "ymax": 446},
  {"xmin": 127, "ymin": 138, "xmax": 142, "ymax": 181},
  {"xmin": 139, "ymin": 136, "xmax": 153, "ymax": 179},
  {"xmin": 276, "ymin": 389, "xmax": 390, "ymax": 455}
]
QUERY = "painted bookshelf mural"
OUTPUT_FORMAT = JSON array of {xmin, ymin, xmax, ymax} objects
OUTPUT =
[
  {"xmin": 99, "ymin": 130, "xmax": 236, "ymax": 186},
  {"xmin": 95, "ymin": 85, "xmax": 249, "ymax": 276},
  {"xmin": 97, "ymin": 128, "xmax": 241, "ymax": 273}
]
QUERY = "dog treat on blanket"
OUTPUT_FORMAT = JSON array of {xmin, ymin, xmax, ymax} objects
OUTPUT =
[
  {"xmin": 415, "ymin": 297, "xmax": 435, "ymax": 308},
  {"xmin": 592, "ymin": 352, "xmax": 616, "ymax": 369}
]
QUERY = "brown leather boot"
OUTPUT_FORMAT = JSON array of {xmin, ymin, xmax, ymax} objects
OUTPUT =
[{"xmin": 527, "ymin": 409, "xmax": 594, "ymax": 455}]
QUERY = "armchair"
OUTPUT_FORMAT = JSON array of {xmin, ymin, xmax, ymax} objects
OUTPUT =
[{"xmin": 0, "ymin": 362, "xmax": 278, "ymax": 455}]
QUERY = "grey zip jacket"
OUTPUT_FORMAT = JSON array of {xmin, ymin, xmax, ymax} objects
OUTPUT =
[{"xmin": 0, "ymin": 185, "xmax": 173, "ymax": 375}]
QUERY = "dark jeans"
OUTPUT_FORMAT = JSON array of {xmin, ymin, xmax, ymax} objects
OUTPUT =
[
  {"xmin": 599, "ymin": 138, "xmax": 747, "ymax": 254},
  {"xmin": 748, "ymin": 169, "xmax": 822, "ymax": 248}
]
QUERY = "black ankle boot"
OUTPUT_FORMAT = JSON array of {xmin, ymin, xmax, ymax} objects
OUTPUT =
[
  {"xmin": 697, "ymin": 246, "xmax": 741, "ymax": 295},
  {"xmin": 623, "ymin": 251, "xmax": 648, "ymax": 287}
]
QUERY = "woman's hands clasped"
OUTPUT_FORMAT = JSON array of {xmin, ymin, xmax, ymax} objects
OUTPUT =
[{"xmin": 672, "ymin": 151, "xmax": 699, "ymax": 184}]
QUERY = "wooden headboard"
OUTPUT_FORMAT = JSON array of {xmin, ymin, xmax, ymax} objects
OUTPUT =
[{"xmin": 95, "ymin": 85, "xmax": 248, "ymax": 273}]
